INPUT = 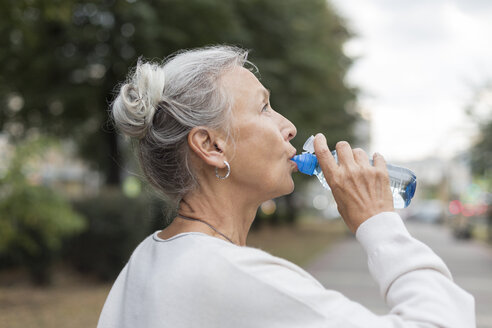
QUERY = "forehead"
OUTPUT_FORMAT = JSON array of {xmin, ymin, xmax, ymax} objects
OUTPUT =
[{"xmin": 221, "ymin": 67, "xmax": 266, "ymax": 112}]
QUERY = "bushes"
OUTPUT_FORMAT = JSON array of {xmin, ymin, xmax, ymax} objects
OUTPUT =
[
  {"xmin": 0, "ymin": 185, "xmax": 172, "ymax": 284},
  {"xmin": 66, "ymin": 189, "xmax": 172, "ymax": 281},
  {"xmin": 0, "ymin": 184, "xmax": 87, "ymax": 284},
  {"xmin": 0, "ymin": 138, "xmax": 86, "ymax": 285},
  {"xmin": 0, "ymin": 136, "xmax": 172, "ymax": 284}
]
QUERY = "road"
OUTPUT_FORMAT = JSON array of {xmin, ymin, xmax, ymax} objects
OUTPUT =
[{"xmin": 305, "ymin": 221, "xmax": 492, "ymax": 327}]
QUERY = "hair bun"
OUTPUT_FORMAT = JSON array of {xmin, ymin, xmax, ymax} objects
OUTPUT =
[{"xmin": 112, "ymin": 60, "xmax": 166, "ymax": 139}]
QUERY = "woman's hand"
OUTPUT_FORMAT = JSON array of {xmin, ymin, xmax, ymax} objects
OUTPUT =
[{"xmin": 313, "ymin": 133, "xmax": 394, "ymax": 233}]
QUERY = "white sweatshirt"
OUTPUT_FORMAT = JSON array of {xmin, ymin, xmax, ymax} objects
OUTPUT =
[{"xmin": 97, "ymin": 212, "xmax": 475, "ymax": 328}]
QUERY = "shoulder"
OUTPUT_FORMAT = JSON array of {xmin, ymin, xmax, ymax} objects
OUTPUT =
[
  {"xmin": 117, "ymin": 232, "xmax": 351, "ymax": 325},
  {"xmin": 127, "ymin": 232, "xmax": 324, "ymax": 292},
  {"xmin": 136, "ymin": 232, "xmax": 323, "ymax": 285},
  {"xmin": 171, "ymin": 233, "xmax": 316, "ymax": 278},
  {"xmin": 179, "ymin": 234, "xmax": 331, "ymax": 305},
  {"xmin": 217, "ymin": 241, "xmax": 322, "ymax": 286}
]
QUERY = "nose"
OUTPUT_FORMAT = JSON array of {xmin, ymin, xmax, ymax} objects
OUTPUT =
[{"xmin": 279, "ymin": 113, "xmax": 297, "ymax": 142}]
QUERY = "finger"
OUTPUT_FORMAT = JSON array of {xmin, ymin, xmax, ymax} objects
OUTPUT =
[
  {"xmin": 336, "ymin": 141, "xmax": 356, "ymax": 167},
  {"xmin": 372, "ymin": 152, "xmax": 387, "ymax": 169},
  {"xmin": 373, "ymin": 152, "xmax": 392, "ymax": 197},
  {"xmin": 313, "ymin": 133, "xmax": 338, "ymax": 176},
  {"xmin": 353, "ymin": 148, "xmax": 370, "ymax": 167}
]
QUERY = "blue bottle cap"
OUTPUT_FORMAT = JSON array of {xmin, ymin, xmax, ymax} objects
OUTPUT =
[
  {"xmin": 404, "ymin": 176, "xmax": 417, "ymax": 208},
  {"xmin": 292, "ymin": 153, "xmax": 318, "ymax": 176}
]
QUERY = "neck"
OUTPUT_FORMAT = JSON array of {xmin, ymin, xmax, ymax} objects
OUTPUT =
[{"xmin": 175, "ymin": 185, "xmax": 260, "ymax": 246}]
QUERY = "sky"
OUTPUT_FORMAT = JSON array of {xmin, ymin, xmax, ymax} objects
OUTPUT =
[{"xmin": 330, "ymin": 0, "xmax": 492, "ymax": 162}]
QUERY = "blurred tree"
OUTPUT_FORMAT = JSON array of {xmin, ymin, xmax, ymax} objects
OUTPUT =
[
  {"xmin": 0, "ymin": 136, "xmax": 86, "ymax": 285},
  {"xmin": 466, "ymin": 83, "xmax": 492, "ymax": 241},
  {"xmin": 0, "ymin": 0, "xmax": 355, "ymax": 222},
  {"xmin": 466, "ymin": 83, "xmax": 492, "ymax": 178},
  {"xmin": 473, "ymin": 122, "xmax": 492, "ymax": 243},
  {"xmin": 236, "ymin": 0, "xmax": 356, "ymax": 145},
  {"xmin": 470, "ymin": 120, "xmax": 492, "ymax": 177}
]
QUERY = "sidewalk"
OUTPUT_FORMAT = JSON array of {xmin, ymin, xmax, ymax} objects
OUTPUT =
[{"xmin": 305, "ymin": 221, "xmax": 492, "ymax": 327}]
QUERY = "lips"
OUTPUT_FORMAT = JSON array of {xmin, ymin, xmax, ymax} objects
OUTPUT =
[
  {"xmin": 289, "ymin": 149, "xmax": 297, "ymax": 160},
  {"xmin": 289, "ymin": 149, "xmax": 298, "ymax": 171}
]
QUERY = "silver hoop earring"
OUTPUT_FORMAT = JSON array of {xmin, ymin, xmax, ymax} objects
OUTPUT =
[{"xmin": 215, "ymin": 160, "xmax": 230, "ymax": 180}]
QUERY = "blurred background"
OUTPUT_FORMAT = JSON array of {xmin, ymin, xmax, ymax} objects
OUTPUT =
[{"xmin": 0, "ymin": 0, "xmax": 491, "ymax": 327}]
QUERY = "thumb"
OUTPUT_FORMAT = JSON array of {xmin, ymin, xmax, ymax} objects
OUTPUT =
[{"xmin": 313, "ymin": 133, "xmax": 337, "ymax": 176}]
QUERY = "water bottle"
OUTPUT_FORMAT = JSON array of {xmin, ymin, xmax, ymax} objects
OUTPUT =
[{"xmin": 292, "ymin": 136, "xmax": 417, "ymax": 209}]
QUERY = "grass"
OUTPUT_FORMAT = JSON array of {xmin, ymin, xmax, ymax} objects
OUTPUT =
[
  {"xmin": 0, "ymin": 217, "xmax": 346, "ymax": 328},
  {"xmin": 0, "ymin": 269, "xmax": 110, "ymax": 328}
]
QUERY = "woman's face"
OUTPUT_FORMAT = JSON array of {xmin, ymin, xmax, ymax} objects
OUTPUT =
[{"xmin": 221, "ymin": 67, "xmax": 297, "ymax": 202}]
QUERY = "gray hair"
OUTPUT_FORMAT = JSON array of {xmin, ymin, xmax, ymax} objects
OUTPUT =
[{"xmin": 111, "ymin": 45, "xmax": 253, "ymax": 203}]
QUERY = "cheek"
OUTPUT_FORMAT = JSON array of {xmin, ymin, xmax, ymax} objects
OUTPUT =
[
  {"xmin": 230, "ymin": 119, "xmax": 286, "ymax": 178},
  {"xmin": 231, "ymin": 153, "xmax": 278, "ymax": 186}
]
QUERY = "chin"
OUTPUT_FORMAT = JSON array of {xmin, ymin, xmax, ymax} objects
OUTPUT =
[
  {"xmin": 286, "ymin": 183, "xmax": 295, "ymax": 195},
  {"xmin": 284, "ymin": 178, "xmax": 295, "ymax": 194},
  {"xmin": 259, "ymin": 174, "xmax": 295, "ymax": 201},
  {"xmin": 272, "ymin": 179, "xmax": 295, "ymax": 198}
]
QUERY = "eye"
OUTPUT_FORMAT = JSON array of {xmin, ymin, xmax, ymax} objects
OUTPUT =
[{"xmin": 262, "ymin": 102, "xmax": 270, "ymax": 112}]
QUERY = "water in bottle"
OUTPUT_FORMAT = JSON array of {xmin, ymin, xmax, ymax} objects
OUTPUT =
[{"xmin": 292, "ymin": 136, "xmax": 417, "ymax": 209}]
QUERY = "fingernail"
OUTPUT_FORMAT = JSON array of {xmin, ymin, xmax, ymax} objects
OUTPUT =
[
  {"xmin": 337, "ymin": 141, "xmax": 349, "ymax": 147},
  {"xmin": 315, "ymin": 133, "xmax": 328, "ymax": 148}
]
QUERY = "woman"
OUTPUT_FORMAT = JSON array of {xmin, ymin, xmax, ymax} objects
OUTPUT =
[{"xmin": 98, "ymin": 45, "xmax": 475, "ymax": 327}]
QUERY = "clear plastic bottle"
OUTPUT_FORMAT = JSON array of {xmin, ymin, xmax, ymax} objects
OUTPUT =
[{"xmin": 292, "ymin": 136, "xmax": 417, "ymax": 209}]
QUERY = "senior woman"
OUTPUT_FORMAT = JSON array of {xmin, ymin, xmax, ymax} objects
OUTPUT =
[{"xmin": 98, "ymin": 46, "xmax": 474, "ymax": 327}]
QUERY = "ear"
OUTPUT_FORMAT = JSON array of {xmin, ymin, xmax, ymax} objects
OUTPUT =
[{"xmin": 187, "ymin": 126, "xmax": 228, "ymax": 168}]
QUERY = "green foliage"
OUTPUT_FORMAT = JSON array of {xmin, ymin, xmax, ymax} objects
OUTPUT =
[
  {"xmin": 0, "ymin": 0, "xmax": 356, "ymax": 184},
  {"xmin": 0, "ymin": 184, "xmax": 86, "ymax": 257},
  {"xmin": 66, "ymin": 189, "xmax": 170, "ymax": 281},
  {"xmin": 0, "ymin": 137, "xmax": 86, "ymax": 284},
  {"xmin": 234, "ymin": 0, "xmax": 356, "ymax": 148},
  {"xmin": 471, "ymin": 120, "xmax": 492, "ymax": 178},
  {"xmin": 466, "ymin": 84, "xmax": 492, "ymax": 179}
]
